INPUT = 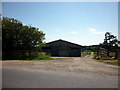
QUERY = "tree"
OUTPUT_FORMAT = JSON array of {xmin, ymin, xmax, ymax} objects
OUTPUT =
[
  {"xmin": 103, "ymin": 32, "xmax": 120, "ymax": 47},
  {"xmin": 102, "ymin": 32, "xmax": 120, "ymax": 59},
  {"xmin": 2, "ymin": 17, "xmax": 45, "ymax": 51}
]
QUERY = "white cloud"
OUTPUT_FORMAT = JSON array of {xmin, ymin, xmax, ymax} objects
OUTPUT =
[
  {"xmin": 71, "ymin": 31, "xmax": 77, "ymax": 34},
  {"xmin": 89, "ymin": 28, "xmax": 106, "ymax": 35}
]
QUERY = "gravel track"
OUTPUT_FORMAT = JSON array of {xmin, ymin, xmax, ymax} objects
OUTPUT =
[{"xmin": 2, "ymin": 54, "xmax": 119, "ymax": 76}]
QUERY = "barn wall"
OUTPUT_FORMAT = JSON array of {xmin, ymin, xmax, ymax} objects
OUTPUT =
[
  {"xmin": 44, "ymin": 40, "xmax": 82, "ymax": 57},
  {"xmin": 51, "ymin": 46, "xmax": 58, "ymax": 56},
  {"xmin": 69, "ymin": 47, "xmax": 81, "ymax": 57},
  {"xmin": 58, "ymin": 45, "xmax": 69, "ymax": 56}
]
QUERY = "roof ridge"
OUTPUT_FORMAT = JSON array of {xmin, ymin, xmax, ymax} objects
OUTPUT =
[{"xmin": 47, "ymin": 39, "xmax": 82, "ymax": 46}]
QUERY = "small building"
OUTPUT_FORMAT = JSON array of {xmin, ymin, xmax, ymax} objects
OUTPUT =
[{"xmin": 42, "ymin": 39, "xmax": 82, "ymax": 57}]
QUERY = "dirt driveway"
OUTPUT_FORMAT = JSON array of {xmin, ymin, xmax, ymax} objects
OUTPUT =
[{"xmin": 2, "ymin": 54, "xmax": 119, "ymax": 76}]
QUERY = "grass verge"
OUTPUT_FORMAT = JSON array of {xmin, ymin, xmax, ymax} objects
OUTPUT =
[
  {"xmin": 25, "ymin": 56, "xmax": 66, "ymax": 61},
  {"xmin": 93, "ymin": 54, "xmax": 120, "ymax": 66},
  {"xmin": 96, "ymin": 60, "xmax": 120, "ymax": 66},
  {"xmin": 3, "ymin": 56, "xmax": 67, "ymax": 61}
]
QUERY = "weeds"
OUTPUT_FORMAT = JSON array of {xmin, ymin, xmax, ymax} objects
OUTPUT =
[
  {"xmin": 82, "ymin": 52, "xmax": 91, "ymax": 57},
  {"xmin": 93, "ymin": 53, "xmax": 120, "ymax": 66}
]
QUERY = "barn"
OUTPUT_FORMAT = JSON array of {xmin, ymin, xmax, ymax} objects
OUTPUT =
[{"xmin": 42, "ymin": 39, "xmax": 82, "ymax": 57}]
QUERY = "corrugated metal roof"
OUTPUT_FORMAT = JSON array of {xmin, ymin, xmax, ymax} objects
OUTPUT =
[{"xmin": 46, "ymin": 39, "xmax": 82, "ymax": 47}]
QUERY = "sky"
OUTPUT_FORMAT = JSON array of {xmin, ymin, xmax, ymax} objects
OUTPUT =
[{"xmin": 2, "ymin": 2, "xmax": 118, "ymax": 46}]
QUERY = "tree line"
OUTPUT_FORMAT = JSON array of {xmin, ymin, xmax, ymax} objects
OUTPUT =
[{"xmin": 2, "ymin": 17, "xmax": 45, "ymax": 51}]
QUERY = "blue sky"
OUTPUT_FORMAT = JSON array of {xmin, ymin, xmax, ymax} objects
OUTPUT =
[{"xmin": 2, "ymin": 2, "xmax": 118, "ymax": 45}]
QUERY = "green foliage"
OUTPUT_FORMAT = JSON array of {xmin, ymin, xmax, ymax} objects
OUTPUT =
[
  {"xmin": 104, "ymin": 62, "xmax": 120, "ymax": 66},
  {"xmin": 92, "ymin": 54, "xmax": 99, "ymax": 60},
  {"xmin": 101, "ymin": 32, "xmax": 120, "ymax": 50},
  {"xmin": 103, "ymin": 32, "xmax": 120, "ymax": 47},
  {"xmin": 2, "ymin": 17, "xmax": 45, "ymax": 51},
  {"xmin": 3, "ymin": 51, "xmax": 66, "ymax": 60},
  {"xmin": 30, "ymin": 56, "xmax": 64, "ymax": 61},
  {"xmin": 109, "ymin": 52, "xmax": 116, "ymax": 57},
  {"xmin": 82, "ymin": 45, "xmax": 99, "ymax": 52},
  {"xmin": 4, "ymin": 56, "xmax": 66, "ymax": 60},
  {"xmin": 93, "ymin": 52, "xmax": 120, "ymax": 66},
  {"xmin": 96, "ymin": 60, "xmax": 120, "ymax": 66},
  {"xmin": 82, "ymin": 52, "xmax": 91, "ymax": 57},
  {"xmin": 100, "ymin": 32, "xmax": 120, "ymax": 59}
]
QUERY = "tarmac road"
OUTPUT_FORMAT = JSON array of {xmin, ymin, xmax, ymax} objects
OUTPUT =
[
  {"xmin": 2, "ymin": 54, "xmax": 119, "ymax": 88},
  {"xmin": 2, "ymin": 67, "xmax": 118, "ymax": 88}
]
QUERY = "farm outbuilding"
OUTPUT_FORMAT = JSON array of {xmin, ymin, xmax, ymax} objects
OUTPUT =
[{"xmin": 42, "ymin": 39, "xmax": 82, "ymax": 57}]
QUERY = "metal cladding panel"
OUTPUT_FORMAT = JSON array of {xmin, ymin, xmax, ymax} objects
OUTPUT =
[
  {"xmin": 45, "ymin": 39, "xmax": 82, "ymax": 57},
  {"xmin": 69, "ymin": 48, "xmax": 81, "ymax": 57},
  {"xmin": 59, "ymin": 51, "xmax": 69, "ymax": 57},
  {"xmin": 51, "ymin": 46, "xmax": 58, "ymax": 56}
]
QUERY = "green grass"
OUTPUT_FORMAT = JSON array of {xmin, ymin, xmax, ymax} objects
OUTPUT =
[
  {"xmin": 82, "ymin": 52, "xmax": 91, "ymax": 57},
  {"xmin": 109, "ymin": 52, "xmax": 116, "ymax": 57},
  {"xmin": 3, "ymin": 56, "xmax": 67, "ymax": 61},
  {"xmin": 100, "ymin": 60, "xmax": 120, "ymax": 66},
  {"xmin": 3, "ymin": 51, "xmax": 67, "ymax": 60},
  {"xmin": 92, "ymin": 53, "xmax": 120, "ymax": 66},
  {"xmin": 25, "ymin": 56, "xmax": 66, "ymax": 61},
  {"xmin": 81, "ymin": 54, "xmax": 88, "ymax": 57},
  {"xmin": 94, "ymin": 57, "xmax": 120, "ymax": 66},
  {"xmin": 104, "ymin": 61, "xmax": 120, "ymax": 66},
  {"xmin": 92, "ymin": 54, "xmax": 99, "ymax": 59}
]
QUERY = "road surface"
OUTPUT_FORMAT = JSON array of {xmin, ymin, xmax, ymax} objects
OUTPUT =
[{"xmin": 2, "ymin": 54, "xmax": 119, "ymax": 88}]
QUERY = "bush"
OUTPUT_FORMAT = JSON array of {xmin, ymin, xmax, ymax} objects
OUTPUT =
[
  {"xmin": 38, "ymin": 52, "xmax": 50, "ymax": 58},
  {"xmin": 93, "ymin": 54, "xmax": 99, "ymax": 60},
  {"xmin": 81, "ymin": 52, "xmax": 91, "ymax": 57}
]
